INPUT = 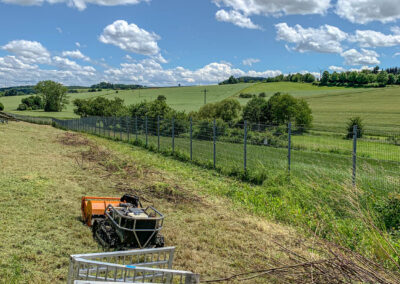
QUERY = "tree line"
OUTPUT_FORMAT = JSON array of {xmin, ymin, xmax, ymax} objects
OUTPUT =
[
  {"xmin": 220, "ymin": 73, "xmax": 316, "ymax": 85},
  {"xmin": 320, "ymin": 68, "xmax": 399, "ymax": 87},
  {"xmin": 90, "ymin": 82, "xmax": 145, "ymax": 90}
]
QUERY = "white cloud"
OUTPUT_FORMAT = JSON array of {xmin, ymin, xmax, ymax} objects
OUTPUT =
[
  {"xmin": 99, "ymin": 20, "xmax": 164, "ymax": 62},
  {"xmin": 215, "ymin": 9, "xmax": 260, "ymax": 29},
  {"xmin": 62, "ymin": 50, "xmax": 91, "ymax": 61},
  {"xmin": 350, "ymin": 30, "xmax": 400, "ymax": 48},
  {"xmin": 242, "ymin": 58, "xmax": 260, "ymax": 66},
  {"xmin": 56, "ymin": 27, "xmax": 62, "ymax": 34},
  {"xmin": 104, "ymin": 59, "xmax": 281, "ymax": 86},
  {"xmin": 336, "ymin": 0, "xmax": 400, "ymax": 24},
  {"xmin": 2, "ymin": 40, "xmax": 51, "ymax": 64},
  {"xmin": 329, "ymin": 65, "xmax": 347, "ymax": 72},
  {"xmin": 0, "ymin": 56, "xmax": 99, "ymax": 87},
  {"xmin": 391, "ymin": 26, "xmax": 400, "ymax": 35},
  {"xmin": 0, "ymin": 0, "xmax": 148, "ymax": 11},
  {"xmin": 52, "ymin": 56, "xmax": 96, "ymax": 72},
  {"xmin": 341, "ymin": 49, "xmax": 380, "ymax": 66},
  {"xmin": 75, "ymin": 42, "xmax": 81, "ymax": 47},
  {"xmin": 275, "ymin": 23, "xmax": 348, "ymax": 53},
  {"xmin": 213, "ymin": 0, "xmax": 330, "ymax": 16},
  {"xmin": 394, "ymin": 52, "xmax": 400, "ymax": 57}
]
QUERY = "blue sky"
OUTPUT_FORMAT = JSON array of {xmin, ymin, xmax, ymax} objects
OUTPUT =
[{"xmin": 0, "ymin": 0, "xmax": 400, "ymax": 86}]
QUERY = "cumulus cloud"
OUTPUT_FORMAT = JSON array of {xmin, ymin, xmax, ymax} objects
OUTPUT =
[
  {"xmin": 62, "ymin": 50, "xmax": 91, "ymax": 61},
  {"xmin": 329, "ymin": 65, "xmax": 347, "ymax": 72},
  {"xmin": 341, "ymin": 49, "xmax": 380, "ymax": 66},
  {"xmin": 350, "ymin": 30, "xmax": 400, "ymax": 47},
  {"xmin": 275, "ymin": 23, "xmax": 348, "ymax": 53},
  {"xmin": 213, "ymin": 0, "xmax": 330, "ymax": 16},
  {"xmin": 336, "ymin": 0, "xmax": 400, "ymax": 24},
  {"xmin": 99, "ymin": 20, "xmax": 165, "ymax": 62},
  {"xmin": 104, "ymin": 59, "xmax": 281, "ymax": 86},
  {"xmin": 52, "ymin": 56, "xmax": 96, "ymax": 72},
  {"xmin": 215, "ymin": 9, "xmax": 260, "ymax": 29},
  {"xmin": 0, "ymin": 56, "xmax": 99, "ymax": 87},
  {"xmin": 2, "ymin": 40, "xmax": 51, "ymax": 64},
  {"xmin": 0, "ymin": 0, "xmax": 148, "ymax": 11},
  {"xmin": 242, "ymin": 58, "xmax": 260, "ymax": 66}
]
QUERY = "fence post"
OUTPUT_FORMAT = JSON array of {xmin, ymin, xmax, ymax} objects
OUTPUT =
[
  {"xmin": 288, "ymin": 122, "xmax": 292, "ymax": 175},
  {"xmin": 108, "ymin": 118, "xmax": 111, "ymax": 138},
  {"xmin": 157, "ymin": 116, "xmax": 160, "ymax": 151},
  {"xmin": 213, "ymin": 119, "xmax": 216, "ymax": 169},
  {"xmin": 113, "ymin": 117, "xmax": 116, "ymax": 139},
  {"xmin": 135, "ymin": 116, "xmax": 138, "ymax": 141},
  {"xmin": 126, "ymin": 117, "xmax": 130, "ymax": 142},
  {"xmin": 145, "ymin": 116, "xmax": 148, "ymax": 147},
  {"xmin": 190, "ymin": 117, "xmax": 193, "ymax": 161},
  {"xmin": 101, "ymin": 117, "xmax": 107, "ymax": 137},
  {"xmin": 352, "ymin": 125, "xmax": 358, "ymax": 187},
  {"xmin": 172, "ymin": 117, "xmax": 175, "ymax": 154},
  {"xmin": 244, "ymin": 120, "xmax": 247, "ymax": 171}
]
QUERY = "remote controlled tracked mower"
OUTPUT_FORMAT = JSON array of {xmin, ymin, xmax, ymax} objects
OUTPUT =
[{"xmin": 81, "ymin": 194, "xmax": 165, "ymax": 249}]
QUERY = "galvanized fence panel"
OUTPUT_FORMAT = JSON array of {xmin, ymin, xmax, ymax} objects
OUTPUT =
[
  {"xmin": 23, "ymin": 114, "xmax": 398, "ymax": 193},
  {"xmin": 67, "ymin": 247, "xmax": 199, "ymax": 284}
]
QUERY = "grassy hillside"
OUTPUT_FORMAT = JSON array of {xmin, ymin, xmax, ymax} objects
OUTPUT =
[
  {"xmin": 237, "ymin": 82, "xmax": 400, "ymax": 133},
  {"xmin": 1, "ymin": 82, "xmax": 399, "ymax": 133},
  {"xmin": 0, "ymin": 83, "xmax": 253, "ymax": 118},
  {"xmin": 0, "ymin": 121, "xmax": 332, "ymax": 283}
]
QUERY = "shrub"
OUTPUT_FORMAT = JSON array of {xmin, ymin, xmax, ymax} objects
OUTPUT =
[
  {"xmin": 259, "ymin": 92, "xmax": 266, "ymax": 98},
  {"xmin": 346, "ymin": 117, "xmax": 364, "ymax": 139},
  {"xmin": 157, "ymin": 95, "xmax": 166, "ymax": 101},
  {"xmin": 0, "ymin": 102, "xmax": 3, "ymax": 111},
  {"xmin": 74, "ymin": 97, "xmax": 126, "ymax": 117},
  {"xmin": 21, "ymin": 95, "xmax": 43, "ymax": 110},
  {"xmin": 17, "ymin": 103, "xmax": 27, "ymax": 111},
  {"xmin": 194, "ymin": 99, "xmax": 241, "ymax": 122},
  {"xmin": 239, "ymin": 93, "xmax": 254, "ymax": 98}
]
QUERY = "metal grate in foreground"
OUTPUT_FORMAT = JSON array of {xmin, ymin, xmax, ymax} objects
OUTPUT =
[{"xmin": 67, "ymin": 247, "xmax": 200, "ymax": 284}]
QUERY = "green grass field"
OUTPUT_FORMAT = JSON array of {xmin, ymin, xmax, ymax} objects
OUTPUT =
[
  {"xmin": 0, "ymin": 83, "xmax": 253, "ymax": 118},
  {"xmin": 236, "ymin": 82, "xmax": 400, "ymax": 133},
  {"xmin": 1, "ymin": 82, "xmax": 399, "ymax": 134},
  {"xmin": 1, "ymin": 121, "xmax": 345, "ymax": 283},
  {"xmin": 52, "ymin": 118, "xmax": 400, "ymax": 269}
]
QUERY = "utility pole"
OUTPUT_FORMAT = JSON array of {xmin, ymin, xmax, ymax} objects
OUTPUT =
[{"xmin": 203, "ymin": 88, "xmax": 208, "ymax": 105}]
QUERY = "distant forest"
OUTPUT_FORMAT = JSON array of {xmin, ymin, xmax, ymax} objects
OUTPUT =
[
  {"xmin": 221, "ymin": 66, "xmax": 400, "ymax": 87},
  {"xmin": 90, "ymin": 82, "xmax": 145, "ymax": 90}
]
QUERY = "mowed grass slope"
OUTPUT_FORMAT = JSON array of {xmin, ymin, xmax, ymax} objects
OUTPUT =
[
  {"xmin": 0, "ymin": 83, "xmax": 253, "ymax": 118},
  {"xmin": 0, "ymin": 121, "xmax": 322, "ymax": 283}
]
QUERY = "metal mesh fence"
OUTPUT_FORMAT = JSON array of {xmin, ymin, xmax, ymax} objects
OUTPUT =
[{"xmin": 22, "ymin": 115, "xmax": 398, "ymax": 192}]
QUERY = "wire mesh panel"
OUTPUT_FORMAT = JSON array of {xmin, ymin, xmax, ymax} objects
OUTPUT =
[
  {"xmin": 290, "ymin": 126, "xmax": 353, "ymax": 187},
  {"xmin": 49, "ymin": 115, "xmax": 400, "ymax": 195},
  {"xmin": 245, "ymin": 124, "xmax": 288, "ymax": 180},
  {"xmin": 356, "ymin": 129, "xmax": 400, "ymax": 194},
  {"xmin": 67, "ymin": 247, "xmax": 200, "ymax": 284},
  {"xmin": 190, "ymin": 120, "xmax": 214, "ymax": 167}
]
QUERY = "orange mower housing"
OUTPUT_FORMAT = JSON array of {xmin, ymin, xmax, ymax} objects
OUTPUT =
[{"xmin": 81, "ymin": 196, "xmax": 121, "ymax": 226}]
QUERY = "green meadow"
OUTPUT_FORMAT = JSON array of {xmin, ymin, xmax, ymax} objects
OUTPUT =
[{"xmin": 1, "ymin": 82, "xmax": 400, "ymax": 134}]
